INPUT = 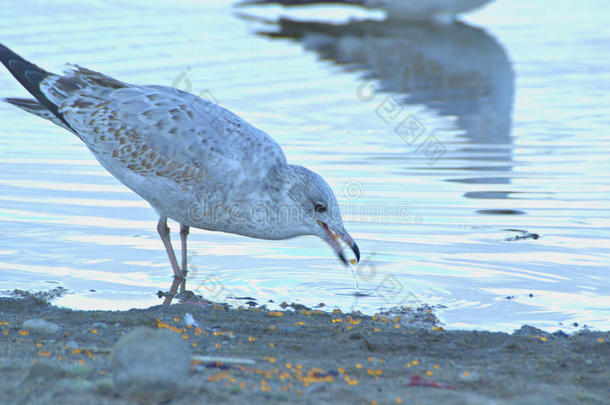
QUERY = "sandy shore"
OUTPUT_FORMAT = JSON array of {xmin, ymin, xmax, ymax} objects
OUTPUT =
[{"xmin": 0, "ymin": 291, "xmax": 608, "ymax": 405}]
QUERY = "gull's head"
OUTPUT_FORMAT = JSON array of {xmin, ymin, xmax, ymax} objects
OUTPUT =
[{"xmin": 275, "ymin": 164, "xmax": 360, "ymax": 265}]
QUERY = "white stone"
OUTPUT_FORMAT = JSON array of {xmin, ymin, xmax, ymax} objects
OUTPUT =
[
  {"xmin": 22, "ymin": 318, "xmax": 60, "ymax": 335},
  {"xmin": 111, "ymin": 327, "xmax": 191, "ymax": 401}
]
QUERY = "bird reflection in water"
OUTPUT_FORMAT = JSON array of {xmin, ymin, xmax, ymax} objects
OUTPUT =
[{"xmin": 241, "ymin": 13, "xmax": 518, "ymax": 209}]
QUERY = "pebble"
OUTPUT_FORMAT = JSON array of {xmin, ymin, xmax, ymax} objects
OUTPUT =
[
  {"xmin": 111, "ymin": 327, "xmax": 191, "ymax": 401},
  {"xmin": 513, "ymin": 325, "xmax": 549, "ymax": 337},
  {"xmin": 184, "ymin": 312, "xmax": 199, "ymax": 328},
  {"xmin": 58, "ymin": 378, "xmax": 94, "ymax": 391},
  {"xmin": 305, "ymin": 383, "xmax": 327, "ymax": 394},
  {"xmin": 22, "ymin": 318, "xmax": 60, "ymax": 335},
  {"xmin": 22, "ymin": 361, "xmax": 66, "ymax": 383},
  {"xmin": 65, "ymin": 340, "xmax": 79, "ymax": 350},
  {"xmin": 91, "ymin": 322, "xmax": 108, "ymax": 329},
  {"xmin": 459, "ymin": 371, "xmax": 481, "ymax": 383}
]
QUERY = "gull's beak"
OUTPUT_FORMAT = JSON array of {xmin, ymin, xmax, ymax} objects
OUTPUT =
[{"xmin": 317, "ymin": 220, "xmax": 360, "ymax": 265}]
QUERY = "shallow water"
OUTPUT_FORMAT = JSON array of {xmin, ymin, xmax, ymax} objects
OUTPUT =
[{"xmin": 0, "ymin": 0, "xmax": 608, "ymax": 332}]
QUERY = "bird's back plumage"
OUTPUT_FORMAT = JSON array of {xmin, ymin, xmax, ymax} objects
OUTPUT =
[{"xmin": 1, "ymin": 44, "xmax": 287, "ymax": 233}]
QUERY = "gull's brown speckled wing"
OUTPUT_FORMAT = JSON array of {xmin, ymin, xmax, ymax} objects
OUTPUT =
[{"xmin": 35, "ymin": 66, "xmax": 287, "ymax": 216}]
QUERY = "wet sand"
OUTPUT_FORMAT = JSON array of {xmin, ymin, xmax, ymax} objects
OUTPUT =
[{"xmin": 0, "ymin": 292, "xmax": 608, "ymax": 404}]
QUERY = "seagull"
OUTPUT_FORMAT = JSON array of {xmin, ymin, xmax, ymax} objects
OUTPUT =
[
  {"xmin": 0, "ymin": 44, "xmax": 360, "ymax": 304},
  {"xmin": 237, "ymin": 0, "xmax": 496, "ymax": 22}
]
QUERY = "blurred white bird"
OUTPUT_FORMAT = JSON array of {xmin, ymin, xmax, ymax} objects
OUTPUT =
[{"xmin": 238, "ymin": 0, "xmax": 496, "ymax": 22}]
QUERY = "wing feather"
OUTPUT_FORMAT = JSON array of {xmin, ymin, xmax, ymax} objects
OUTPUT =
[{"xmin": 38, "ymin": 67, "xmax": 286, "ymax": 200}]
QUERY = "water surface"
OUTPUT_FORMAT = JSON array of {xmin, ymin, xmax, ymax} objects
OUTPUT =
[{"xmin": 0, "ymin": 0, "xmax": 608, "ymax": 331}]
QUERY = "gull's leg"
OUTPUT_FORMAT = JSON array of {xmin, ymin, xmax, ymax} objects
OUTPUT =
[
  {"xmin": 157, "ymin": 217, "xmax": 182, "ymax": 305},
  {"xmin": 179, "ymin": 224, "xmax": 190, "ymax": 293}
]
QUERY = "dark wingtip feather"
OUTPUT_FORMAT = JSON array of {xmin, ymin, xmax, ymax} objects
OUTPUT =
[
  {"xmin": 3, "ymin": 97, "xmax": 41, "ymax": 108},
  {"xmin": 0, "ymin": 43, "xmax": 73, "ymax": 131},
  {"xmin": 0, "ymin": 44, "xmax": 50, "ymax": 88}
]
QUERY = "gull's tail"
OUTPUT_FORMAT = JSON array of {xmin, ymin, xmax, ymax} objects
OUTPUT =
[
  {"xmin": 0, "ymin": 43, "xmax": 72, "ymax": 130},
  {"xmin": 3, "ymin": 97, "xmax": 73, "ymax": 131}
]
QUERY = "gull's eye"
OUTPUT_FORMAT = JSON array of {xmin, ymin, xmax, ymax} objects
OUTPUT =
[{"xmin": 314, "ymin": 203, "xmax": 327, "ymax": 213}]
